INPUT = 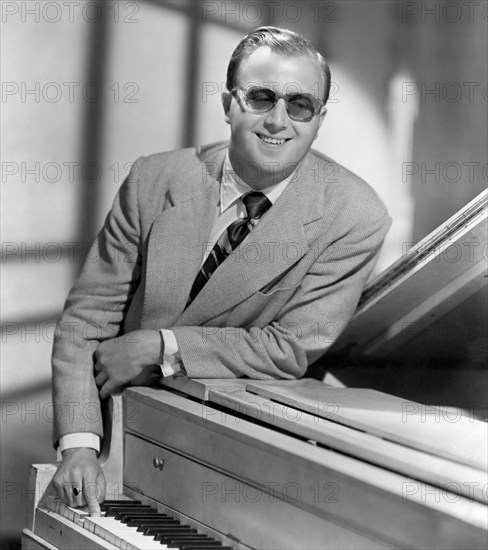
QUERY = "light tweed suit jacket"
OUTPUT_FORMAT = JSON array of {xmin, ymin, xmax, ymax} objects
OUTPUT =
[{"xmin": 52, "ymin": 141, "xmax": 391, "ymax": 445}]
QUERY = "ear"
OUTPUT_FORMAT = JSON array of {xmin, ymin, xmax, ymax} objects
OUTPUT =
[
  {"xmin": 314, "ymin": 107, "xmax": 327, "ymax": 140},
  {"xmin": 221, "ymin": 92, "xmax": 232, "ymax": 124}
]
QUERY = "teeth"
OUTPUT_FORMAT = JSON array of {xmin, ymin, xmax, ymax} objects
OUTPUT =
[{"xmin": 258, "ymin": 134, "xmax": 286, "ymax": 145}]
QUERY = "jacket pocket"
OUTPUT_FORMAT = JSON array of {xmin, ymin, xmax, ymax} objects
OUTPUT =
[
  {"xmin": 258, "ymin": 281, "xmax": 301, "ymax": 296},
  {"xmin": 227, "ymin": 283, "xmax": 301, "ymax": 327}
]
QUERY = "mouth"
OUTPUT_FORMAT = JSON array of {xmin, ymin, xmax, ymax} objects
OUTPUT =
[{"xmin": 255, "ymin": 133, "xmax": 291, "ymax": 146}]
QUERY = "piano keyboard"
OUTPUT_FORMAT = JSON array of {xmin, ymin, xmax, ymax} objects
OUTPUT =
[{"xmin": 49, "ymin": 500, "xmax": 233, "ymax": 550}]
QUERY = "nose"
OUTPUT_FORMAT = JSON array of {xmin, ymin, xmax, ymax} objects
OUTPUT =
[{"xmin": 263, "ymin": 98, "xmax": 288, "ymax": 132}]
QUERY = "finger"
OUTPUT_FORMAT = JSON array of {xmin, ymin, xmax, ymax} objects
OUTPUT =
[
  {"xmin": 99, "ymin": 379, "xmax": 117, "ymax": 400},
  {"xmin": 87, "ymin": 498, "xmax": 101, "ymax": 517},
  {"xmin": 52, "ymin": 476, "xmax": 64, "ymax": 502},
  {"xmin": 93, "ymin": 361, "xmax": 102, "ymax": 374},
  {"xmin": 85, "ymin": 490, "xmax": 101, "ymax": 516},
  {"xmin": 93, "ymin": 342, "xmax": 104, "ymax": 360},
  {"xmin": 41, "ymin": 480, "xmax": 61, "ymax": 511},
  {"xmin": 95, "ymin": 370, "xmax": 108, "ymax": 388},
  {"xmin": 96, "ymin": 470, "xmax": 106, "ymax": 504},
  {"xmin": 62, "ymin": 481, "xmax": 74, "ymax": 508},
  {"xmin": 85, "ymin": 480, "xmax": 103, "ymax": 517},
  {"xmin": 73, "ymin": 480, "xmax": 85, "ymax": 508},
  {"xmin": 69, "ymin": 476, "xmax": 84, "ymax": 508}
]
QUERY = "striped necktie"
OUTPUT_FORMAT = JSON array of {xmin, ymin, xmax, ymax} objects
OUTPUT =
[{"xmin": 188, "ymin": 191, "xmax": 272, "ymax": 303}]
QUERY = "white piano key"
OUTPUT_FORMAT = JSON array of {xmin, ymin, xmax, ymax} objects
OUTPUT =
[
  {"xmin": 58, "ymin": 503, "xmax": 90, "ymax": 524},
  {"xmin": 84, "ymin": 516, "xmax": 166, "ymax": 549}
]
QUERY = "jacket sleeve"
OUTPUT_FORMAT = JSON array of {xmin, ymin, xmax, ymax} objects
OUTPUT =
[
  {"xmin": 51, "ymin": 160, "xmax": 143, "ymax": 447},
  {"xmin": 171, "ymin": 212, "xmax": 391, "ymax": 380}
]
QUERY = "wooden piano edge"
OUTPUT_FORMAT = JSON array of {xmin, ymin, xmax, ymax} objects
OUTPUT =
[{"xmin": 22, "ymin": 528, "xmax": 60, "ymax": 550}]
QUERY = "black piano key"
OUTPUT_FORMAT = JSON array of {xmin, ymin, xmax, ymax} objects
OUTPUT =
[
  {"xmin": 152, "ymin": 528, "xmax": 198, "ymax": 538},
  {"xmin": 100, "ymin": 500, "xmax": 142, "ymax": 508},
  {"xmin": 115, "ymin": 511, "xmax": 164, "ymax": 521},
  {"xmin": 159, "ymin": 535, "xmax": 212, "ymax": 543},
  {"xmin": 129, "ymin": 519, "xmax": 181, "ymax": 528},
  {"xmin": 107, "ymin": 504, "xmax": 155, "ymax": 510},
  {"xmin": 106, "ymin": 505, "xmax": 156, "ymax": 517},
  {"xmin": 168, "ymin": 540, "xmax": 219, "ymax": 548},
  {"xmin": 167, "ymin": 541, "xmax": 223, "ymax": 547},
  {"xmin": 171, "ymin": 543, "xmax": 223, "ymax": 549},
  {"xmin": 113, "ymin": 508, "xmax": 159, "ymax": 517},
  {"xmin": 120, "ymin": 514, "xmax": 171, "ymax": 524},
  {"xmin": 100, "ymin": 500, "xmax": 142, "ymax": 509},
  {"xmin": 165, "ymin": 542, "xmax": 218, "ymax": 548},
  {"xmin": 105, "ymin": 505, "xmax": 155, "ymax": 514},
  {"xmin": 103, "ymin": 503, "xmax": 154, "ymax": 510},
  {"xmin": 128, "ymin": 517, "xmax": 179, "ymax": 524},
  {"xmin": 150, "ymin": 527, "xmax": 197, "ymax": 534},
  {"xmin": 123, "ymin": 515, "xmax": 175, "ymax": 523}
]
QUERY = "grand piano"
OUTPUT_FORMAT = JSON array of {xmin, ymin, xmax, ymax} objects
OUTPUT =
[{"xmin": 22, "ymin": 190, "xmax": 488, "ymax": 550}]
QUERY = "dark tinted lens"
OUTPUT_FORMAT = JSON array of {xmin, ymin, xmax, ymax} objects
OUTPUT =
[
  {"xmin": 245, "ymin": 88, "xmax": 276, "ymax": 111},
  {"xmin": 287, "ymin": 95, "xmax": 316, "ymax": 120}
]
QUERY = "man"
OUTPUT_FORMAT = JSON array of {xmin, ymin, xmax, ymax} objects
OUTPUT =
[{"xmin": 52, "ymin": 26, "xmax": 391, "ymax": 515}]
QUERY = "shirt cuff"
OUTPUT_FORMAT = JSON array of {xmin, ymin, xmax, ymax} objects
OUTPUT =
[
  {"xmin": 56, "ymin": 433, "xmax": 100, "ymax": 461},
  {"xmin": 159, "ymin": 329, "xmax": 184, "ymax": 377}
]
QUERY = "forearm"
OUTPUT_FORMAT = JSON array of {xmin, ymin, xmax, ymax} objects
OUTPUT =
[
  {"xmin": 172, "ymin": 323, "xmax": 307, "ymax": 380},
  {"xmin": 52, "ymin": 162, "xmax": 143, "ymax": 445}
]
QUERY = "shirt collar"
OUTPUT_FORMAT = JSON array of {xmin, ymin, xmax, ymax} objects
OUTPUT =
[{"xmin": 220, "ymin": 152, "xmax": 298, "ymax": 213}]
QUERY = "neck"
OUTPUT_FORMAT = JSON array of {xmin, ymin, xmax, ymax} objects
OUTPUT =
[{"xmin": 228, "ymin": 152, "xmax": 296, "ymax": 190}]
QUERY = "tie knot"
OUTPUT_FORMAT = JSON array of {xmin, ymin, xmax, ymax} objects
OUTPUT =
[{"xmin": 242, "ymin": 192, "xmax": 272, "ymax": 220}]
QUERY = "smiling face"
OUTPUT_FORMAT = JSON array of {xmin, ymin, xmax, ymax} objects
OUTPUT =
[{"xmin": 223, "ymin": 47, "xmax": 327, "ymax": 189}]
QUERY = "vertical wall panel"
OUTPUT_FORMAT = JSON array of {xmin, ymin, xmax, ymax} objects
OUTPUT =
[
  {"xmin": 195, "ymin": 23, "xmax": 244, "ymax": 145},
  {"xmin": 98, "ymin": 3, "xmax": 189, "ymax": 228},
  {"xmin": 1, "ymin": 13, "xmax": 89, "ymax": 243}
]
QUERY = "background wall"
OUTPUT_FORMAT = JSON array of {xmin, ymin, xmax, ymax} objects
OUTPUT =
[{"xmin": 1, "ymin": 1, "xmax": 487, "ymax": 547}]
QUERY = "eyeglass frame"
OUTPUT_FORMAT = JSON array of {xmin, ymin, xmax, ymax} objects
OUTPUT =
[{"xmin": 229, "ymin": 85, "xmax": 326, "ymax": 122}]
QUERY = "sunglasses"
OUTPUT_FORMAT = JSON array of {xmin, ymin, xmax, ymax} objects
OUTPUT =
[{"xmin": 230, "ymin": 86, "xmax": 325, "ymax": 122}]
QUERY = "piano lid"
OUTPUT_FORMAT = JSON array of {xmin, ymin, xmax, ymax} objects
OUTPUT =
[{"xmin": 330, "ymin": 189, "xmax": 488, "ymax": 362}]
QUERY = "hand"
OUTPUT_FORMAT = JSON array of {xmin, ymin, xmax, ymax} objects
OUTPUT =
[
  {"xmin": 94, "ymin": 330, "xmax": 162, "ymax": 399},
  {"xmin": 52, "ymin": 448, "xmax": 105, "ymax": 516}
]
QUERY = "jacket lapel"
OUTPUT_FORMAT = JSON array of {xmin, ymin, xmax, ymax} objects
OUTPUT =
[
  {"xmin": 141, "ymin": 150, "xmax": 223, "ymax": 328},
  {"xmin": 177, "ymin": 152, "xmax": 326, "ymax": 326}
]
